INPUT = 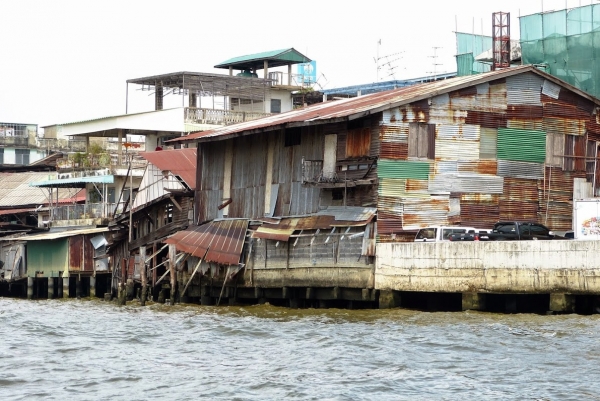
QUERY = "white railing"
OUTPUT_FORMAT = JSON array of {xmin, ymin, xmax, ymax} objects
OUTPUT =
[{"xmin": 185, "ymin": 108, "xmax": 270, "ymax": 126}]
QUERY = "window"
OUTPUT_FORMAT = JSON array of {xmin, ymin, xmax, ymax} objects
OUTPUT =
[
  {"xmin": 14, "ymin": 149, "xmax": 30, "ymax": 165},
  {"xmin": 285, "ymin": 127, "xmax": 301, "ymax": 147},
  {"xmin": 346, "ymin": 128, "xmax": 371, "ymax": 157},
  {"xmin": 529, "ymin": 224, "xmax": 549, "ymax": 236},
  {"xmin": 271, "ymin": 99, "xmax": 281, "ymax": 113},
  {"xmin": 408, "ymin": 123, "xmax": 435, "ymax": 159}
]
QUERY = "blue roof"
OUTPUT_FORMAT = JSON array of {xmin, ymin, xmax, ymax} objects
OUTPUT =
[
  {"xmin": 322, "ymin": 72, "xmax": 457, "ymax": 96},
  {"xmin": 30, "ymin": 175, "xmax": 114, "ymax": 188}
]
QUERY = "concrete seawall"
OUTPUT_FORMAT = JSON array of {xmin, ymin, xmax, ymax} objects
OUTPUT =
[{"xmin": 376, "ymin": 241, "xmax": 600, "ymax": 294}]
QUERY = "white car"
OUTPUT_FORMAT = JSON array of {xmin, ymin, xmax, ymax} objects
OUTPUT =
[{"xmin": 414, "ymin": 226, "xmax": 478, "ymax": 242}]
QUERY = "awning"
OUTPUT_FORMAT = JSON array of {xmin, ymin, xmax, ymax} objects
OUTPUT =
[
  {"xmin": 29, "ymin": 175, "xmax": 114, "ymax": 188},
  {"xmin": 165, "ymin": 219, "xmax": 248, "ymax": 265},
  {"xmin": 10, "ymin": 227, "xmax": 109, "ymax": 241}
]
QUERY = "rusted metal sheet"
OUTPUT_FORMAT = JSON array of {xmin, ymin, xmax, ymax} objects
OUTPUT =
[
  {"xmin": 587, "ymin": 116, "xmax": 600, "ymax": 142},
  {"xmin": 506, "ymin": 119, "xmax": 544, "ymax": 131},
  {"xmin": 165, "ymin": 219, "xmax": 249, "ymax": 265},
  {"xmin": 506, "ymin": 105, "xmax": 544, "ymax": 120},
  {"xmin": 428, "ymin": 173, "xmax": 503, "ymax": 194},
  {"xmin": 140, "ymin": 148, "xmax": 197, "ymax": 189},
  {"xmin": 401, "ymin": 197, "xmax": 450, "ymax": 229},
  {"xmin": 497, "ymin": 160, "xmax": 544, "ymax": 180},
  {"xmin": 556, "ymin": 90, "xmax": 596, "ymax": 115},
  {"xmin": 436, "ymin": 124, "xmax": 480, "ymax": 140},
  {"xmin": 380, "ymin": 141, "xmax": 408, "ymax": 160},
  {"xmin": 506, "ymin": 73, "xmax": 543, "ymax": 106},
  {"xmin": 379, "ymin": 178, "xmax": 429, "ymax": 198},
  {"xmin": 543, "ymin": 101, "xmax": 590, "ymax": 120},
  {"xmin": 460, "ymin": 201, "xmax": 500, "ymax": 228},
  {"xmin": 543, "ymin": 117, "xmax": 586, "ymax": 136},
  {"xmin": 68, "ymin": 235, "xmax": 94, "ymax": 272},
  {"xmin": 435, "ymin": 139, "xmax": 479, "ymax": 160},
  {"xmin": 457, "ymin": 160, "xmax": 498, "ymax": 175},
  {"xmin": 499, "ymin": 177, "xmax": 539, "ymax": 221},
  {"xmin": 465, "ymin": 111, "xmax": 507, "ymax": 128}
]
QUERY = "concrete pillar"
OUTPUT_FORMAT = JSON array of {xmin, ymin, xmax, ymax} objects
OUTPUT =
[
  {"xmin": 155, "ymin": 84, "xmax": 163, "ymax": 110},
  {"xmin": 228, "ymin": 66, "xmax": 232, "ymax": 76},
  {"xmin": 550, "ymin": 293, "xmax": 576, "ymax": 313},
  {"xmin": 263, "ymin": 60, "xmax": 268, "ymax": 79},
  {"xmin": 89, "ymin": 276, "xmax": 96, "ymax": 298},
  {"xmin": 117, "ymin": 129, "xmax": 123, "ymax": 166},
  {"xmin": 158, "ymin": 289, "xmax": 166, "ymax": 304},
  {"xmin": 462, "ymin": 293, "xmax": 485, "ymax": 311},
  {"xmin": 58, "ymin": 276, "xmax": 63, "ymax": 298},
  {"xmin": 379, "ymin": 290, "xmax": 401, "ymax": 309},
  {"xmin": 169, "ymin": 244, "xmax": 177, "ymax": 305},
  {"xmin": 75, "ymin": 275, "xmax": 82, "ymax": 299},
  {"xmin": 63, "ymin": 277, "xmax": 70, "ymax": 299},
  {"xmin": 282, "ymin": 286, "xmax": 290, "ymax": 300},
  {"xmin": 306, "ymin": 287, "xmax": 314, "ymax": 300},
  {"xmin": 27, "ymin": 277, "xmax": 34, "ymax": 300},
  {"xmin": 48, "ymin": 277, "xmax": 54, "ymax": 299},
  {"xmin": 140, "ymin": 246, "xmax": 147, "ymax": 306},
  {"xmin": 288, "ymin": 64, "xmax": 292, "ymax": 85},
  {"xmin": 118, "ymin": 283, "xmax": 126, "ymax": 305},
  {"xmin": 126, "ymin": 279, "xmax": 134, "ymax": 300},
  {"xmin": 361, "ymin": 289, "xmax": 371, "ymax": 301},
  {"xmin": 333, "ymin": 286, "xmax": 341, "ymax": 300}
]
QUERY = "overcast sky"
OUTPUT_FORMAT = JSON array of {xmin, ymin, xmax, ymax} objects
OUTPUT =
[{"xmin": 0, "ymin": 0, "xmax": 595, "ymax": 129}]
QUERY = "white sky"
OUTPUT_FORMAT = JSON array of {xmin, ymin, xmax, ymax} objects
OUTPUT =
[{"xmin": 0, "ymin": 0, "xmax": 595, "ymax": 129}]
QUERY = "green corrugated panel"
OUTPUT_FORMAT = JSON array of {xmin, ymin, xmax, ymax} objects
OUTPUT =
[
  {"xmin": 378, "ymin": 159, "xmax": 430, "ymax": 180},
  {"xmin": 497, "ymin": 128, "xmax": 546, "ymax": 163},
  {"xmin": 27, "ymin": 239, "xmax": 68, "ymax": 277}
]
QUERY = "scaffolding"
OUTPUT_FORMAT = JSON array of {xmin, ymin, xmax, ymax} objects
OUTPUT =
[{"xmin": 520, "ymin": 4, "xmax": 600, "ymax": 98}]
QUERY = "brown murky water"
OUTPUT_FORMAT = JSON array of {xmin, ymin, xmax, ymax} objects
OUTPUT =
[{"xmin": 1, "ymin": 298, "xmax": 599, "ymax": 400}]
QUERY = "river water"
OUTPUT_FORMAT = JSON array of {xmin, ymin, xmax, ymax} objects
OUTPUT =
[{"xmin": 1, "ymin": 298, "xmax": 599, "ymax": 401}]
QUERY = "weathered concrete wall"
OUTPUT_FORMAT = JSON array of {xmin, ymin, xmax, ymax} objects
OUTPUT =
[{"xmin": 376, "ymin": 241, "xmax": 600, "ymax": 294}]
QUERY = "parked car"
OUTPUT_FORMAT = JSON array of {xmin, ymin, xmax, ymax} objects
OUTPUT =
[
  {"xmin": 448, "ymin": 229, "xmax": 492, "ymax": 241},
  {"xmin": 486, "ymin": 222, "xmax": 567, "ymax": 241},
  {"xmin": 414, "ymin": 226, "xmax": 477, "ymax": 242}
]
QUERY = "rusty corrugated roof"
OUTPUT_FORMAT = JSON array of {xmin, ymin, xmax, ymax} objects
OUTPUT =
[
  {"xmin": 165, "ymin": 219, "xmax": 248, "ymax": 265},
  {"xmin": 170, "ymin": 65, "xmax": 600, "ymax": 144},
  {"xmin": 140, "ymin": 148, "xmax": 197, "ymax": 189},
  {"xmin": 252, "ymin": 207, "xmax": 376, "ymax": 241}
]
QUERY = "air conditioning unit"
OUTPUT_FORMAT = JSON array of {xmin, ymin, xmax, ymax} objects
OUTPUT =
[{"xmin": 58, "ymin": 173, "xmax": 72, "ymax": 179}]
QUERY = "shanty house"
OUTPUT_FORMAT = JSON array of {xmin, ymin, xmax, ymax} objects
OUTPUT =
[{"xmin": 164, "ymin": 65, "xmax": 600, "ymax": 305}]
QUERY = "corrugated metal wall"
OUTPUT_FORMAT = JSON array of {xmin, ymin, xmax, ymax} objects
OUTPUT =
[
  {"xmin": 199, "ymin": 142, "xmax": 225, "ymax": 222},
  {"xmin": 376, "ymin": 71, "xmax": 596, "ymax": 239}
]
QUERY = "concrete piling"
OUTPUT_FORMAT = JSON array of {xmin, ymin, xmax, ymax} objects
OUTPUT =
[
  {"xmin": 63, "ymin": 277, "xmax": 70, "ymax": 299},
  {"xmin": 48, "ymin": 277, "xmax": 54, "ymax": 299},
  {"xmin": 27, "ymin": 277, "xmax": 34, "ymax": 300},
  {"xmin": 462, "ymin": 293, "xmax": 485, "ymax": 311},
  {"xmin": 378, "ymin": 290, "xmax": 401, "ymax": 309},
  {"xmin": 550, "ymin": 293, "xmax": 576, "ymax": 313},
  {"xmin": 89, "ymin": 276, "xmax": 96, "ymax": 298}
]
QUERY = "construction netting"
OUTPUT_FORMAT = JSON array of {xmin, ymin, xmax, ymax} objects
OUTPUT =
[
  {"xmin": 520, "ymin": 5, "xmax": 600, "ymax": 98},
  {"xmin": 455, "ymin": 32, "xmax": 492, "ymax": 76}
]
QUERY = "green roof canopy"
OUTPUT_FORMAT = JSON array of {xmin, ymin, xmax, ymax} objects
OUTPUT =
[
  {"xmin": 30, "ymin": 175, "xmax": 115, "ymax": 188},
  {"xmin": 214, "ymin": 48, "xmax": 311, "ymax": 71}
]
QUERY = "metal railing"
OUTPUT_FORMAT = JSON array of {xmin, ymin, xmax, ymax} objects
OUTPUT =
[
  {"xmin": 301, "ymin": 159, "xmax": 325, "ymax": 184},
  {"xmin": 184, "ymin": 107, "xmax": 270, "ymax": 126},
  {"xmin": 51, "ymin": 202, "xmax": 127, "ymax": 221}
]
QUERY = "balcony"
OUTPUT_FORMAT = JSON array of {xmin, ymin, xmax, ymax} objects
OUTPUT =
[
  {"xmin": 49, "ymin": 202, "xmax": 127, "ymax": 228},
  {"xmin": 184, "ymin": 107, "xmax": 270, "ymax": 126},
  {"xmin": 301, "ymin": 158, "xmax": 377, "ymax": 188}
]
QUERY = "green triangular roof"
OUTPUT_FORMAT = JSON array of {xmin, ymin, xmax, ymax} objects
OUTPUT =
[{"xmin": 214, "ymin": 48, "xmax": 311, "ymax": 71}]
